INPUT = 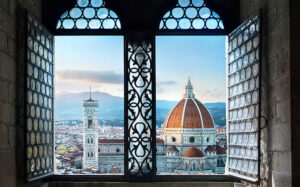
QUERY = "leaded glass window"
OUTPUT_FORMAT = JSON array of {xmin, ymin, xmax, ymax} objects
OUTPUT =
[
  {"xmin": 57, "ymin": 0, "xmax": 121, "ymax": 30},
  {"xmin": 26, "ymin": 15, "xmax": 54, "ymax": 180},
  {"xmin": 226, "ymin": 14, "xmax": 261, "ymax": 182},
  {"xmin": 159, "ymin": 0, "xmax": 224, "ymax": 30}
]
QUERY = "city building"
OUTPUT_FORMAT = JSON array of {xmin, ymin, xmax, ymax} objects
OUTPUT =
[
  {"xmin": 82, "ymin": 90, "xmax": 99, "ymax": 170},
  {"xmin": 86, "ymin": 78, "xmax": 226, "ymax": 174}
]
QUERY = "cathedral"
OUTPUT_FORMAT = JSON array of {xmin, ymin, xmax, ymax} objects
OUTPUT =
[{"xmin": 82, "ymin": 78, "xmax": 226, "ymax": 174}]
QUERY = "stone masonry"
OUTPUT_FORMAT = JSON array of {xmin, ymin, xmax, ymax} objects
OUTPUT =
[{"xmin": 0, "ymin": 0, "xmax": 295, "ymax": 187}]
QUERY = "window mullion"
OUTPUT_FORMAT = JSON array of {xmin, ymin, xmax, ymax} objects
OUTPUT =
[{"xmin": 124, "ymin": 34, "xmax": 156, "ymax": 180}]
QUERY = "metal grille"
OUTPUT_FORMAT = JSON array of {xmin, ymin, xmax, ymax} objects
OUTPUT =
[
  {"xmin": 26, "ymin": 15, "xmax": 54, "ymax": 180},
  {"xmin": 159, "ymin": 0, "xmax": 224, "ymax": 30},
  {"xmin": 125, "ymin": 36, "xmax": 155, "ymax": 178},
  {"xmin": 226, "ymin": 14, "xmax": 261, "ymax": 182},
  {"xmin": 57, "ymin": 0, "xmax": 121, "ymax": 29}
]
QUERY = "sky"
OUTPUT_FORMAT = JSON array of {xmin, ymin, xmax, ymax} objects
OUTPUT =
[{"xmin": 55, "ymin": 36, "xmax": 226, "ymax": 102}]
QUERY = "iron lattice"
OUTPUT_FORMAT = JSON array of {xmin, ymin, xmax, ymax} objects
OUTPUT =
[
  {"xmin": 226, "ymin": 14, "xmax": 261, "ymax": 182},
  {"xmin": 126, "ymin": 37, "xmax": 155, "ymax": 177}
]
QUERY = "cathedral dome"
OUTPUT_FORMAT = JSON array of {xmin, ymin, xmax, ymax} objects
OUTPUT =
[
  {"xmin": 183, "ymin": 147, "xmax": 204, "ymax": 157},
  {"xmin": 205, "ymin": 146, "xmax": 216, "ymax": 152},
  {"xmin": 167, "ymin": 146, "xmax": 178, "ymax": 152},
  {"xmin": 163, "ymin": 78, "xmax": 215, "ymax": 129}
]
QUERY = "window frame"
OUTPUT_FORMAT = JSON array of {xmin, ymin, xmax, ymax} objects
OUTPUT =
[{"xmin": 24, "ymin": 0, "xmax": 262, "ymax": 184}]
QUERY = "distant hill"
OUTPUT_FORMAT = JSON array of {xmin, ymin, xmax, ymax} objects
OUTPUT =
[{"xmin": 55, "ymin": 91, "xmax": 226, "ymax": 127}]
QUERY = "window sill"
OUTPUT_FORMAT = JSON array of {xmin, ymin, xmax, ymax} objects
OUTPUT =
[{"xmin": 44, "ymin": 174, "xmax": 239, "ymax": 183}]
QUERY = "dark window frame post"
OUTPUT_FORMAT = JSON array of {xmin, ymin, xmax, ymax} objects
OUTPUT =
[{"xmin": 124, "ymin": 33, "xmax": 156, "ymax": 181}]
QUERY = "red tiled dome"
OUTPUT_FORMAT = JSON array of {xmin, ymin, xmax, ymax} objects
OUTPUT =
[
  {"xmin": 205, "ymin": 145, "xmax": 216, "ymax": 152},
  {"xmin": 163, "ymin": 98, "xmax": 214, "ymax": 129},
  {"xmin": 167, "ymin": 146, "xmax": 178, "ymax": 152},
  {"xmin": 216, "ymin": 145, "xmax": 227, "ymax": 155},
  {"xmin": 163, "ymin": 77, "xmax": 214, "ymax": 129},
  {"xmin": 183, "ymin": 147, "xmax": 204, "ymax": 157}
]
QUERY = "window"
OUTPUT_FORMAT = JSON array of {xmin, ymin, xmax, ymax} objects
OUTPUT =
[
  {"xmin": 156, "ymin": 36, "xmax": 226, "ymax": 175},
  {"xmin": 54, "ymin": 36, "xmax": 124, "ymax": 175},
  {"xmin": 88, "ymin": 119, "xmax": 92, "ymax": 128},
  {"xmin": 159, "ymin": 0, "xmax": 224, "ymax": 30},
  {"xmin": 57, "ymin": 0, "xmax": 121, "ymax": 30},
  {"xmin": 26, "ymin": 0, "xmax": 261, "ymax": 183}
]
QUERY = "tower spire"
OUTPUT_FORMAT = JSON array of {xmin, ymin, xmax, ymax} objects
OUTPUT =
[{"xmin": 183, "ymin": 77, "xmax": 194, "ymax": 98}]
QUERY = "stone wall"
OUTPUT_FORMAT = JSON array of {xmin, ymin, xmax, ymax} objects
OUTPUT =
[
  {"xmin": 0, "ymin": 0, "xmax": 293, "ymax": 187},
  {"xmin": 0, "ymin": 0, "xmax": 46, "ymax": 186},
  {"xmin": 240, "ymin": 0, "xmax": 291, "ymax": 186},
  {"xmin": 290, "ymin": 0, "xmax": 300, "ymax": 186}
]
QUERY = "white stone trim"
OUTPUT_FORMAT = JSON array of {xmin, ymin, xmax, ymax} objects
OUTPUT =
[
  {"xmin": 165, "ymin": 99, "xmax": 183, "ymax": 128},
  {"xmin": 181, "ymin": 99, "xmax": 188, "ymax": 128},
  {"xmin": 195, "ymin": 99, "xmax": 215, "ymax": 128},
  {"xmin": 192, "ymin": 98, "xmax": 204, "ymax": 129}
]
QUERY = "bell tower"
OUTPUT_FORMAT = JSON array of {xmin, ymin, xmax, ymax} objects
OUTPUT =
[{"xmin": 82, "ymin": 87, "xmax": 99, "ymax": 169}]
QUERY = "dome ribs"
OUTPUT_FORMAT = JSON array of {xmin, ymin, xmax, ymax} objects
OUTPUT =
[
  {"xmin": 163, "ymin": 98, "xmax": 215, "ymax": 129},
  {"xmin": 195, "ymin": 99, "xmax": 214, "ymax": 128},
  {"xmin": 183, "ymin": 99, "xmax": 202, "ymax": 128},
  {"xmin": 165, "ymin": 99, "xmax": 185, "ymax": 128}
]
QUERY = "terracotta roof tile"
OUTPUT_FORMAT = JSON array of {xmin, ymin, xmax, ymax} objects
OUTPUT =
[
  {"xmin": 183, "ymin": 99, "xmax": 202, "ymax": 128},
  {"xmin": 167, "ymin": 146, "xmax": 178, "ymax": 151},
  {"xmin": 163, "ymin": 98, "xmax": 215, "ymax": 129},
  {"xmin": 183, "ymin": 147, "xmax": 204, "ymax": 157},
  {"xmin": 216, "ymin": 145, "xmax": 227, "ymax": 155},
  {"xmin": 164, "ymin": 99, "xmax": 185, "ymax": 128},
  {"xmin": 195, "ymin": 99, "xmax": 214, "ymax": 128},
  {"xmin": 205, "ymin": 145, "xmax": 216, "ymax": 152}
]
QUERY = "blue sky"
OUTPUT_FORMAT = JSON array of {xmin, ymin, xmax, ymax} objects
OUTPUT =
[{"xmin": 55, "ymin": 36, "xmax": 226, "ymax": 102}]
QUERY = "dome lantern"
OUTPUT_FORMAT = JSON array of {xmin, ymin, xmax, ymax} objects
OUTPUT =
[
  {"xmin": 163, "ymin": 77, "xmax": 215, "ymax": 129},
  {"xmin": 183, "ymin": 77, "xmax": 195, "ymax": 99}
]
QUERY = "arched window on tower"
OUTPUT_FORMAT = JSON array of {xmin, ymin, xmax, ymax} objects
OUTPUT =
[{"xmin": 88, "ymin": 119, "xmax": 93, "ymax": 128}]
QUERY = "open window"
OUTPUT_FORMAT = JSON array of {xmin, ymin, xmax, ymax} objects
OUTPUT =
[{"xmin": 25, "ymin": 0, "xmax": 261, "ymax": 184}]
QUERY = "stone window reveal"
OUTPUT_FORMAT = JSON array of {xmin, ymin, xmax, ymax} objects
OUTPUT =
[{"xmin": 25, "ymin": 0, "xmax": 261, "ymax": 184}]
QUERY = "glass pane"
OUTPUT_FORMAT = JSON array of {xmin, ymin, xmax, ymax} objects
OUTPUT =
[
  {"xmin": 159, "ymin": 0, "xmax": 224, "ymax": 30},
  {"xmin": 156, "ymin": 36, "xmax": 226, "ymax": 175},
  {"xmin": 227, "ymin": 14, "xmax": 260, "ymax": 182},
  {"xmin": 54, "ymin": 36, "xmax": 124, "ymax": 175},
  {"xmin": 57, "ymin": 0, "xmax": 121, "ymax": 30}
]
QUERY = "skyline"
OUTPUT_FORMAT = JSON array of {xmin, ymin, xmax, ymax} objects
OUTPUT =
[{"xmin": 55, "ymin": 36, "xmax": 226, "ymax": 102}]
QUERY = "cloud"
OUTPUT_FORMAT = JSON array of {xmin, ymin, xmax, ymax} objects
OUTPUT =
[
  {"xmin": 202, "ymin": 89, "xmax": 225, "ymax": 98},
  {"xmin": 56, "ymin": 70, "xmax": 123, "ymax": 84},
  {"xmin": 157, "ymin": 81, "xmax": 177, "ymax": 86}
]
